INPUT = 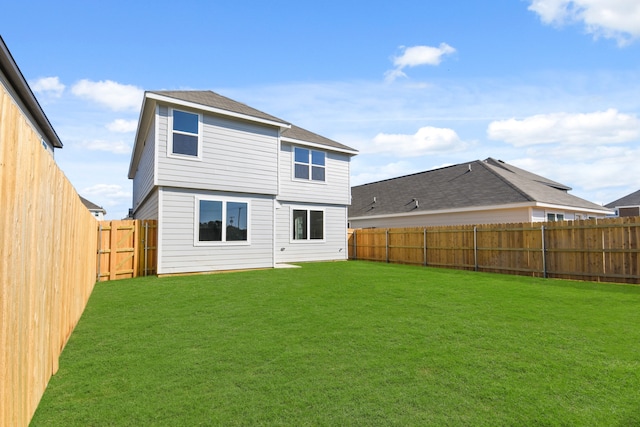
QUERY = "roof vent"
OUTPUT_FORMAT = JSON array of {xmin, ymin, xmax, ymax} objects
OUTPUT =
[
  {"xmin": 468, "ymin": 164, "xmax": 472, "ymax": 172},
  {"xmin": 413, "ymin": 198, "xmax": 419, "ymax": 208}
]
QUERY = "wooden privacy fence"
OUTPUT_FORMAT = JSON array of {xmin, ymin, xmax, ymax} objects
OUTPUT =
[
  {"xmin": 97, "ymin": 219, "xmax": 157, "ymax": 281},
  {"xmin": 1, "ymin": 85, "xmax": 98, "ymax": 426},
  {"xmin": 349, "ymin": 216, "xmax": 640, "ymax": 285}
]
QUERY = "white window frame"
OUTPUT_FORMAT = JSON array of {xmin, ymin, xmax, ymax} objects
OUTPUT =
[
  {"xmin": 168, "ymin": 108, "xmax": 203, "ymax": 160},
  {"xmin": 194, "ymin": 196, "xmax": 251, "ymax": 246},
  {"xmin": 546, "ymin": 212, "xmax": 565, "ymax": 222},
  {"xmin": 290, "ymin": 206, "xmax": 325, "ymax": 243},
  {"xmin": 292, "ymin": 146, "xmax": 326, "ymax": 183}
]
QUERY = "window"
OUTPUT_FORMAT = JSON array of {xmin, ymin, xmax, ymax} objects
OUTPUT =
[
  {"xmin": 197, "ymin": 198, "xmax": 248, "ymax": 244},
  {"xmin": 292, "ymin": 209, "xmax": 324, "ymax": 241},
  {"xmin": 546, "ymin": 213, "xmax": 565, "ymax": 222},
  {"xmin": 294, "ymin": 147, "xmax": 325, "ymax": 181},
  {"xmin": 171, "ymin": 109, "xmax": 199, "ymax": 157}
]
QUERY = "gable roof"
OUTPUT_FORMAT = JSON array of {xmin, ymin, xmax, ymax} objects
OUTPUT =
[
  {"xmin": 281, "ymin": 124, "xmax": 357, "ymax": 153},
  {"xmin": 606, "ymin": 189, "xmax": 640, "ymax": 208},
  {"xmin": 129, "ymin": 90, "xmax": 357, "ymax": 178},
  {"xmin": 147, "ymin": 90, "xmax": 290, "ymax": 127},
  {"xmin": 0, "ymin": 36, "xmax": 62, "ymax": 148},
  {"xmin": 349, "ymin": 158, "xmax": 610, "ymax": 218},
  {"xmin": 79, "ymin": 196, "xmax": 106, "ymax": 214}
]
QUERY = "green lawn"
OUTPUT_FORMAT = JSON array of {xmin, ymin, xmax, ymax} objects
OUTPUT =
[{"xmin": 31, "ymin": 261, "xmax": 640, "ymax": 426}]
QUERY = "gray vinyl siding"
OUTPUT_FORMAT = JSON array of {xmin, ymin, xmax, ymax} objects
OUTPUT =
[
  {"xmin": 132, "ymin": 117, "xmax": 156, "ymax": 214},
  {"xmin": 158, "ymin": 187, "xmax": 274, "ymax": 274},
  {"xmin": 133, "ymin": 188, "xmax": 158, "ymax": 220},
  {"xmin": 156, "ymin": 107, "xmax": 278, "ymax": 196},
  {"xmin": 278, "ymin": 143, "xmax": 351, "ymax": 205},
  {"xmin": 275, "ymin": 203, "xmax": 349, "ymax": 263}
]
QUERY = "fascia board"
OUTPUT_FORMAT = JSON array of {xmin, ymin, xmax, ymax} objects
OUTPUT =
[
  {"xmin": 128, "ymin": 96, "xmax": 154, "ymax": 178},
  {"xmin": 0, "ymin": 36, "xmax": 63, "ymax": 148},
  {"xmin": 532, "ymin": 201, "xmax": 614, "ymax": 214},
  {"xmin": 146, "ymin": 92, "xmax": 291, "ymax": 130},
  {"xmin": 349, "ymin": 201, "xmax": 612, "ymax": 221},
  {"xmin": 280, "ymin": 136, "xmax": 358, "ymax": 155}
]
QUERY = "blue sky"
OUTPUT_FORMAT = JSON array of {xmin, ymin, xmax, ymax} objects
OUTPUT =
[{"xmin": 2, "ymin": 0, "xmax": 640, "ymax": 219}]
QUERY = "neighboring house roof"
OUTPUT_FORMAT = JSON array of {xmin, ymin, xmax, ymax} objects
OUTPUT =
[
  {"xmin": 129, "ymin": 90, "xmax": 357, "ymax": 178},
  {"xmin": 79, "ymin": 196, "xmax": 106, "ymax": 214},
  {"xmin": 349, "ymin": 158, "xmax": 611, "ymax": 218},
  {"xmin": 0, "ymin": 35, "xmax": 62, "ymax": 148},
  {"xmin": 606, "ymin": 189, "xmax": 640, "ymax": 208}
]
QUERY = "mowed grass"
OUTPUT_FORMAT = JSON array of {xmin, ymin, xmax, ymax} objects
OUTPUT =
[{"xmin": 31, "ymin": 261, "xmax": 640, "ymax": 426}]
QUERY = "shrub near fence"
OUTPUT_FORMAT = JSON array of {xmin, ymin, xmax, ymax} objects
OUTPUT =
[
  {"xmin": 349, "ymin": 216, "xmax": 640, "ymax": 285},
  {"xmin": 0, "ymin": 86, "xmax": 98, "ymax": 426}
]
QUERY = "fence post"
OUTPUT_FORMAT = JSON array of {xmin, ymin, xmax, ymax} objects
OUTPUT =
[
  {"xmin": 541, "ymin": 225, "xmax": 547, "ymax": 278},
  {"xmin": 109, "ymin": 221, "xmax": 118, "ymax": 281},
  {"xmin": 423, "ymin": 228, "xmax": 427, "ymax": 266},
  {"xmin": 474, "ymin": 226, "xmax": 478, "ymax": 271},
  {"xmin": 144, "ymin": 221, "xmax": 149, "ymax": 277},
  {"xmin": 385, "ymin": 229, "xmax": 389, "ymax": 263},
  {"xmin": 97, "ymin": 222, "xmax": 102, "ymax": 282},
  {"xmin": 353, "ymin": 229, "xmax": 357, "ymax": 260},
  {"xmin": 601, "ymin": 229, "xmax": 606, "ymax": 276}
]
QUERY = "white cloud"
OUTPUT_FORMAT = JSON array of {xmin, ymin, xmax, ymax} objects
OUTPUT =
[
  {"xmin": 487, "ymin": 109, "xmax": 640, "ymax": 146},
  {"xmin": 385, "ymin": 43, "xmax": 456, "ymax": 82},
  {"xmin": 79, "ymin": 139, "xmax": 132, "ymax": 154},
  {"xmin": 369, "ymin": 126, "xmax": 467, "ymax": 156},
  {"xmin": 80, "ymin": 184, "xmax": 131, "ymax": 208},
  {"xmin": 351, "ymin": 160, "xmax": 421, "ymax": 186},
  {"xmin": 71, "ymin": 79, "xmax": 143, "ymax": 111},
  {"xmin": 511, "ymin": 145, "xmax": 640, "ymax": 196},
  {"xmin": 30, "ymin": 76, "xmax": 65, "ymax": 97},
  {"xmin": 106, "ymin": 119, "xmax": 138, "ymax": 133},
  {"xmin": 528, "ymin": 0, "xmax": 640, "ymax": 45}
]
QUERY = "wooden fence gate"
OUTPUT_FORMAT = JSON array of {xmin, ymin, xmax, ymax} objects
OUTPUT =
[{"xmin": 97, "ymin": 219, "xmax": 157, "ymax": 281}]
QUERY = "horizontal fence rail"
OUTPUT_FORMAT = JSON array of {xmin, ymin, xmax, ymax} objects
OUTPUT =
[{"xmin": 348, "ymin": 217, "xmax": 640, "ymax": 285}]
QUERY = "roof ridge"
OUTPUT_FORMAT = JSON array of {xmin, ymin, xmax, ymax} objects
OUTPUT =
[
  {"xmin": 478, "ymin": 160, "xmax": 535, "ymax": 202},
  {"xmin": 148, "ymin": 90, "xmax": 290, "ymax": 125}
]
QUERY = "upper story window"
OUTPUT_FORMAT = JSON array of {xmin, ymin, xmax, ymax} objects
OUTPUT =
[
  {"xmin": 294, "ymin": 147, "xmax": 325, "ymax": 182},
  {"xmin": 170, "ymin": 109, "xmax": 200, "ymax": 158}
]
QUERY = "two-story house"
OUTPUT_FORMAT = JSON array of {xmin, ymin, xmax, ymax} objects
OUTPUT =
[{"xmin": 128, "ymin": 90, "xmax": 357, "ymax": 275}]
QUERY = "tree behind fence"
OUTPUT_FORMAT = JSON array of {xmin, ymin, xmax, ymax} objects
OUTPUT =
[{"xmin": 348, "ymin": 217, "xmax": 640, "ymax": 284}]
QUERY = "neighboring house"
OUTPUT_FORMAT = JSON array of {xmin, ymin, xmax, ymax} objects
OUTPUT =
[
  {"xmin": 349, "ymin": 158, "xmax": 612, "ymax": 228},
  {"xmin": 0, "ymin": 35, "xmax": 62, "ymax": 155},
  {"xmin": 606, "ymin": 190, "xmax": 640, "ymax": 217},
  {"xmin": 79, "ymin": 196, "xmax": 106, "ymax": 220},
  {"xmin": 128, "ymin": 90, "xmax": 358, "ymax": 275}
]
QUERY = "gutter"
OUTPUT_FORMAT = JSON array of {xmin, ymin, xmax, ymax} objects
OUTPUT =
[
  {"xmin": 348, "ymin": 201, "xmax": 613, "ymax": 221},
  {"xmin": 0, "ymin": 36, "xmax": 62, "ymax": 148}
]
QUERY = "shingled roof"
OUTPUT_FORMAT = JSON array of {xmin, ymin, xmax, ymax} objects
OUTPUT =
[
  {"xmin": 281, "ymin": 124, "xmax": 357, "ymax": 152},
  {"xmin": 148, "ymin": 90, "xmax": 289, "ymax": 126},
  {"xmin": 146, "ymin": 90, "xmax": 357, "ymax": 153},
  {"xmin": 606, "ymin": 189, "xmax": 640, "ymax": 208},
  {"xmin": 349, "ymin": 158, "xmax": 608, "ymax": 218}
]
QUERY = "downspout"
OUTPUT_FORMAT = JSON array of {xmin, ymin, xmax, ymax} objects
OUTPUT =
[{"xmin": 273, "ymin": 129, "xmax": 281, "ymax": 267}]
